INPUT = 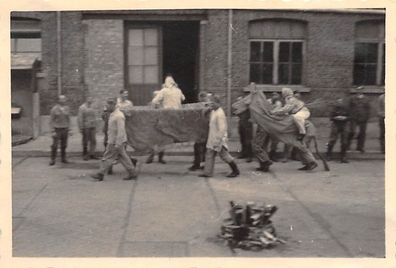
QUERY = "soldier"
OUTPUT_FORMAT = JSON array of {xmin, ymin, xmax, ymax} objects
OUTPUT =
[
  {"xmin": 49, "ymin": 95, "xmax": 71, "ymax": 165},
  {"xmin": 189, "ymin": 91, "xmax": 209, "ymax": 171},
  {"xmin": 117, "ymin": 89, "xmax": 134, "ymax": 116},
  {"xmin": 91, "ymin": 98, "xmax": 138, "ymax": 181},
  {"xmin": 271, "ymin": 87, "xmax": 311, "ymax": 141},
  {"xmin": 77, "ymin": 96, "xmax": 98, "ymax": 160},
  {"xmin": 347, "ymin": 87, "xmax": 370, "ymax": 153},
  {"xmin": 377, "ymin": 93, "xmax": 385, "ymax": 154},
  {"xmin": 326, "ymin": 97, "xmax": 350, "ymax": 163},
  {"xmin": 234, "ymin": 88, "xmax": 253, "ymax": 163},
  {"xmin": 199, "ymin": 95, "xmax": 240, "ymax": 178}
]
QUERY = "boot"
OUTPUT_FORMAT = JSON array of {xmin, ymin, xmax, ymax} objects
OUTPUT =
[
  {"xmin": 83, "ymin": 147, "xmax": 88, "ymax": 160},
  {"xmin": 146, "ymin": 152, "xmax": 154, "ymax": 164},
  {"xmin": 226, "ymin": 161, "xmax": 240, "ymax": 178},
  {"xmin": 340, "ymin": 149, "xmax": 349, "ymax": 163},
  {"xmin": 123, "ymin": 172, "xmax": 138, "ymax": 180},
  {"xmin": 256, "ymin": 160, "xmax": 272, "ymax": 172},
  {"xmin": 298, "ymin": 161, "xmax": 318, "ymax": 171},
  {"xmin": 158, "ymin": 152, "xmax": 166, "ymax": 164},
  {"xmin": 91, "ymin": 173, "xmax": 104, "ymax": 181},
  {"xmin": 61, "ymin": 147, "xmax": 69, "ymax": 163},
  {"xmin": 107, "ymin": 166, "xmax": 113, "ymax": 175},
  {"xmin": 49, "ymin": 146, "xmax": 56, "ymax": 165},
  {"xmin": 269, "ymin": 150, "xmax": 278, "ymax": 162},
  {"xmin": 326, "ymin": 143, "xmax": 334, "ymax": 161}
]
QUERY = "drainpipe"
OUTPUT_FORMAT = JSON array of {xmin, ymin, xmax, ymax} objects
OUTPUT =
[
  {"xmin": 57, "ymin": 11, "xmax": 62, "ymax": 95},
  {"xmin": 226, "ymin": 9, "xmax": 233, "ymax": 123}
]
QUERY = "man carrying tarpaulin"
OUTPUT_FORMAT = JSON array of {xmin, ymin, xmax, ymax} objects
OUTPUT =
[{"xmin": 248, "ymin": 87, "xmax": 318, "ymax": 171}]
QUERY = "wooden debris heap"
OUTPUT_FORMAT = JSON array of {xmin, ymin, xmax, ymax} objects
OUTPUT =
[{"xmin": 218, "ymin": 201, "xmax": 285, "ymax": 250}]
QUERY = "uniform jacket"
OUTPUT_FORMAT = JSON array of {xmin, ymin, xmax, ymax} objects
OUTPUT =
[
  {"xmin": 207, "ymin": 107, "xmax": 228, "ymax": 152},
  {"xmin": 107, "ymin": 108, "xmax": 128, "ymax": 146},
  {"xmin": 349, "ymin": 94, "xmax": 371, "ymax": 122},
  {"xmin": 330, "ymin": 101, "xmax": 349, "ymax": 124},
  {"xmin": 77, "ymin": 103, "xmax": 97, "ymax": 129},
  {"xmin": 50, "ymin": 104, "xmax": 70, "ymax": 129},
  {"xmin": 272, "ymin": 95, "xmax": 305, "ymax": 115}
]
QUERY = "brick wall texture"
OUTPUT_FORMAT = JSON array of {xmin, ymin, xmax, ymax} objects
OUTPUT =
[{"xmin": 12, "ymin": 10, "xmax": 385, "ymax": 116}]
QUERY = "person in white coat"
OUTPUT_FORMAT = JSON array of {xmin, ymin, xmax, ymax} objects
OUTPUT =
[
  {"xmin": 152, "ymin": 75, "xmax": 185, "ymax": 109},
  {"xmin": 199, "ymin": 95, "xmax": 240, "ymax": 178}
]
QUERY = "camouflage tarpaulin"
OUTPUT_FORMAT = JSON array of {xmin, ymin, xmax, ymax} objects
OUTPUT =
[
  {"xmin": 244, "ymin": 90, "xmax": 317, "ymax": 164},
  {"xmin": 124, "ymin": 103, "xmax": 210, "ymax": 153}
]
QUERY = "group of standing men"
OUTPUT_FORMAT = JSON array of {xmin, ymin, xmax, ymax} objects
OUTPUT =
[{"xmin": 48, "ymin": 79, "xmax": 384, "ymax": 180}]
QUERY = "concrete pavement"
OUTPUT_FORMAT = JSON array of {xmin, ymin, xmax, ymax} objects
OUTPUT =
[{"xmin": 12, "ymin": 155, "xmax": 384, "ymax": 257}]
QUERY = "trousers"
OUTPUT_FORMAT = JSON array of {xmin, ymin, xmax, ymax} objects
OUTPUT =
[
  {"xmin": 203, "ymin": 146, "xmax": 234, "ymax": 176},
  {"xmin": 51, "ymin": 128, "xmax": 68, "ymax": 161},
  {"xmin": 292, "ymin": 107, "xmax": 310, "ymax": 134},
  {"xmin": 99, "ymin": 143, "xmax": 136, "ymax": 176},
  {"xmin": 82, "ymin": 127, "xmax": 96, "ymax": 156}
]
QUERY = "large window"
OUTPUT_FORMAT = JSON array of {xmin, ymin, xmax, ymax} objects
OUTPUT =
[
  {"xmin": 11, "ymin": 18, "xmax": 41, "ymax": 60},
  {"xmin": 127, "ymin": 27, "xmax": 160, "ymax": 84},
  {"xmin": 249, "ymin": 19, "xmax": 306, "ymax": 85},
  {"xmin": 353, "ymin": 20, "xmax": 385, "ymax": 86}
]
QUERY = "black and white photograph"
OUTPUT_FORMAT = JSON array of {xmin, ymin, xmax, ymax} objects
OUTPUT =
[{"xmin": 3, "ymin": 2, "xmax": 391, "ymax": 264}]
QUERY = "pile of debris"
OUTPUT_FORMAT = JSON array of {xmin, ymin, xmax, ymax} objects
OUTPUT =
[{"xmin": 218, "ymin": 201, "xmax": 285, "ymax": 251}]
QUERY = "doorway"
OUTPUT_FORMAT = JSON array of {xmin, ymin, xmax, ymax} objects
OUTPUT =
[{"xmin": 162, "ymin": 21, "xmax": 199, "ymax": 103}]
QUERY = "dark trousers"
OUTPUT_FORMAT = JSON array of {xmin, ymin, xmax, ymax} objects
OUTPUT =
[
  {"xmin": 252, "ymin": 127, "xmax": 271, "ymax": 163},
  {"xmin": 348, "ymin": 121, "xmax": 367, "ymax": 151},
  {"xmin": 238, "ymin": 122, "xmax": 253, "ymax": 157},
  {"xmin": 328, "ymin": 122, "xmax": 348, "ymax": 157},
  {"xmin": 192, "ymin": 142, "xmax": 206, "ymax": 167},
  {"xmin": 82, "ymin": 127, "xmax": 96, "ymax": 156},
  {"xmin": 379, "ymin": 116, "xmax": 385, "ymax": 153},
  {"xmin": 51, "ymin": 128, "xmax": 68, "ymax": 161}
]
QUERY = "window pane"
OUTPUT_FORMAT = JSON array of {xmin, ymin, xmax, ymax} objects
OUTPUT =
[
  {"xmin": 129, "ymin": 66, "xmax": 143, "ymax": 84},
  {"xmin": 365, "ymin": 64, "xmax": 377, "ymax": 85},
  {"xmin": 144, "ymin": 47, "xmax": 158, "ymax": 65},
  {"xmin": 291, "ymin": 63, "xmax": 302, "ymax": 84},
  {"xmin": 16, "ymin": 38, "xmax": 41, "ymax": 52},
  {"xmin": 144, "ymin": 66, "xmax": 159, "ymax": 84},
  {"xmin": 250, "ymin": 42, "xmax": 261, "ymax": 62},
  {"xmin": 262, "ymin": 64, "xmax": 273, "ymax": 84},
  {"xmin": 278, "ymin": 63, "xmax": 290, "ymax": 84},
  {"xmin": 250, "ymin": 64, "xmax": 261, "ymax": 83},
  {"xmin": 128, "ymin": 46, "xmax": 144, "ymax": 65},
  {"xmin": 129, "ymin": 29, "xmax": 144, "ymax": 46},
  {"xmin": 263, "ymin": 42, "xmax": 274, "ymax": 62},
  {"xmin": 292, "ymin": 42, "xmax": 302, "ymax": 63},
  {"xmin": 353, "ymin": 64, "xmax": 365, "ymax": 85},
  {"xmin": 354, "ymin": 43, "xmax": 366, "ymax": 63},
  {"xmin": 144, "ymin": 28, "xmax": 158, "ymax": 46},
  {"xmin": 366, "ymin": 43, "xmax": 378, "ymax": 63},
  {"xmin": 279, "ymin": 42, "xmax": 290, "ymax": 62}
]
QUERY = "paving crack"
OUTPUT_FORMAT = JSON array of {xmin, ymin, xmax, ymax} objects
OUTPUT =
[{"xmin": 269, "ymin": 170, "xmax": 354, "ymax": 257}]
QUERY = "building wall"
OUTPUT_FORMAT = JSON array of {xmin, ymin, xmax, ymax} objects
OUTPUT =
[
  {"xmin": 12, "ymin": 10, "xmax": 384, "ymax": 118},
  {"xmin": 227, "ymin": 10, "xmax": 384, "ymax": 116},
  {"xmin": 83, "ymin": 19, "xmax": 125, "ymax": 107}
]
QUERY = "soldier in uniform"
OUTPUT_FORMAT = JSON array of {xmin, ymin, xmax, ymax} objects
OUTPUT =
[
  {"xmin": 199, "ymin": 95, "xmax": 240, "ymax": 178},
  {"xmin": 347, "ymin": 87, "xmax": 371, "ymax": 153},
  {"xmin": 49, "ymin": 95, "xmax": 71, "ymax": 165},
  {"xmin": 78, "ymin": 96, "xmax": 98, "ymax": 160},
  {"xmin": 91, "ymin": 98, "xmax": 139, "ymax": 181},
  {"xmin": 326, "ymin": 97, "xmax": 350, "ymax": 163}
]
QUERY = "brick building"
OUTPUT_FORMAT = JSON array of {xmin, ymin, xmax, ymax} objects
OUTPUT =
[{"xmin": 11, "ymin": 9, "xmax": 385, "ymax": 134}]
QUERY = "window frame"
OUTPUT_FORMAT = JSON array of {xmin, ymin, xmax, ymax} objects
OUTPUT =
[
  {"xmin": 353, "ymin": 40, "xmax": 385, "ymax": 86},
  {"xmin": 125, "ymin": 25, "xmax": 162, "ymax": 86},
  {"xmin": 248, "ymin": 38, "xmax": 305, "ymax": 86}
]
